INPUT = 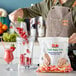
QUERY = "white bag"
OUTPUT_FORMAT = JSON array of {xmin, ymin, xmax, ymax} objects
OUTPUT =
[
  {"xmin": 39, "ymin": 37, "xmax": 70, "ymax": 65},
  {"xmin": 37, "ymin": 37, "xmax": 72, "ymax": 73}
]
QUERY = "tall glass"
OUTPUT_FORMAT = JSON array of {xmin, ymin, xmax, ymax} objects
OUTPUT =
[{"xmin": 4, "ymin": 48, "xmax": 14, "ymax": 71}]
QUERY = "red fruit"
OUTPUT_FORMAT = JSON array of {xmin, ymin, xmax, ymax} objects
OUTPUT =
[
  {"xmin": 0, "ymin": 28, "xmax": 3, "ymax": 34},
  {"xmin": 25, "ymin": 57, "xmax": 31, "ymax": 65},
  {"xmin": 67, "ymin": 64, "xmax": 71, "ymax": 68},
  {"xmin": 16, "ymin": 27, "xmax": 20, "ymax": 30},
  {"xmin": 16, "ymin": 27, "xmax": 23, "ymax": 34},
  {"xmin": 22, "ymin": 41, "xmax": 26, "ymax": 45},
  {"xmin": 50, "ymin": 65, "xmax": 56, "ymax": 71},
  {"xmin": 23, "ymin": 35, "xmax": 27, "ymax": 39},
  {"xmin": 19, "ymin": 31, "xmax": 23, "ymax": 34},
  {"xmin": 20, "ymin": 54, "xmax": 25, "ymax": 65},
  {"xmin": 46, "ymin": 66, "xmax": 50, "ymax": 72},
  {"xmin": 0, "ymin": 22, "xmax": 3, "ymax": 28},
  {"xmin": 60, "ymin": 70, "xmax": 65, "ymax": 72},
  {"xmin": 20, "ymin": 32, "xmax": 26, "ymax": 37},
  {"xmin": 56, "ymin": 44, "xmax": 59, "ymax": 47},
  {"xmin": 36, "ymin": 68, "xmax": 42, "ymax": 72},
  {"xmin": 52, "ymin": 44, "xmax": 56, "ymax": 48},
  {"xmin": 39, "ymin": 66, "xmax": 46, "ymax": 72},
  {"xmin": 20, "ymin": 28, "xmax": 23, "ymax": 31},
  {"xmin": 26, "ymin": 40, "xmax": 29, "ymax": 44},
  {"xmin": 54, "ymin": 67, "xmax": 60, "ymax": 72},
  {"xmin": 10, "ymin": 47, "xmax": 15, "ymax": 52},
  {"xmin": 10, "ymin": 26, "xmax": 13, "ymax": 29},
  {"xmin": 26, "ymin": 49, "xmax": 30, "ymax": 53},
  {"xmin": 25, "ymin": 38, "xmax": 29, "ymax": 44},
  {"xmin": 30, "ymin": 58, "xmax": 32, "ymax": 64}
]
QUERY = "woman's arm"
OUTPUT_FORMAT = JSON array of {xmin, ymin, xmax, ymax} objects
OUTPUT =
[{"xmin": 9, "ymin": 0, "xmax": 46, "ymax": 22}]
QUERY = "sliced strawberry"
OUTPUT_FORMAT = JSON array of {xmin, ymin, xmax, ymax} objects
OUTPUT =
[
  {"xmin": 16, "ymin": 27, "xmax": 21, "ymax": 30},
  {"xmin": 46, "ymin": 66, "xmax": 50, "ymax": 72},
  {"xmin": 20, "ymin": 28, "xmax": 23, "ymax": 31},
  {"xmin": 25, "ymin": 57, "xmax": 31, "ymax": 65},
  {"xmin": 19, "ymin": 31, "xmax": 23, "ymax": 34},
  {"xmin": 25, "ymin": 38, "xmax": 29, "ymax": 44},
  {"xmin": 23, "ymin": 35, "xmax": 27, "ymax": 39},
  {"xmin": 20, "ymin": 54, "xmax": 25, "ymax": 65},
  {"xmin": 22, "ymin": 41, "xmax": 26, "ymax": 45},
  {"xmin": 26, "ymin": 49, "xmax": 30, "ymax": 53},
  {"xmin": 10, "ymin": 26, "xmax": 13, "ymax": 29},
  {"xmin": 20, "ymin": 32, "xmax": 26, "ymax": 37}
]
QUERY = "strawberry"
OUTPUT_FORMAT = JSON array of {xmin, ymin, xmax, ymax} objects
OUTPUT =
[
  {"xmin": 25, "ymin": 38, "xmax": 29, "ymax": 44},
  {"xmin": 19, "ymin": 30, "xmax": 23, "ymax": 34},
  {"xmin": 26, "ymin": 49, "xmax": 30, "ymax": 53},
  {"xmin": 20, "ymin": 32, "xmax": 26, "ymax": 37},
  {"xmin": 56, "ymin": 44, "xmax": 59, "ymax": 47},
  {"xmin": 20, "ymin": 28, "xmax": 23, "ymax": 31},
  {"xmin": 10, "ymin": 26, "xmax": 13, "ymax": 29},
  {"xmin": 16, "ymin": 27, "xmax": 21, "ymax": 30},
  {"xmin": 52, "ymin": 44, "xmax": 56, "ymax": 48},
  {"xmin": 10, "ymin": 44, "xmax": 16, "ymax": 52},
  {"xmin": 25, "ymin": 57, "xmax": 31, "ymax": 65},
  {"xmin": 10, "ymin": 47, "xmax": 15, "ymax": 52},
  {"xmin": 22, "ymin": 41, "xmax": 26, "ymax": 45},
  {"xmin": 23, "ymin": 35, "xmax": 27, "ymax": 39},
  {"xmin": 20, "ymin": 54, "xmax": 25, "ymax": 65},
  {"xmin": 46, "ymin": 66, "xmax": 50, "ymax": 72}
]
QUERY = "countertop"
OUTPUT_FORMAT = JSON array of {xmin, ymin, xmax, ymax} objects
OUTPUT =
[{"xmin": 0, "ymin": 64, "xmax": 76, "ymax": 76}]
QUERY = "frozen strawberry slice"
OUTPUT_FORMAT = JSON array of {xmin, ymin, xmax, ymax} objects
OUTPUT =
[
  {"xmin": 23, "ymin": 35, "xmax": 27, "ymax": 39},
  {"xmin": 22, "ymin": 41, "xmax": 26, "ymax": 45},
  {"xmin": 20, "ymin": 54, "xmax": 25, "ymax": 65},
  {"xmin": 25, "ymin": 57, "xmax": 31, "ymax": 65},
  {"xmin": 10, "ymin": 26, "xmax": 13, "ymax": 28},
  {"xmin": 26, "ymin": 49, "xmax": 30, "ymax": 53},
  {"xmin": 41, "ymin": 67, "xmax": 46, "ymax": 72},
  {"xmin": 16, "ymin": 27, "xmax": 21, "ymax": 30},
  {"xmin": 25, "ymin": 38, "xmax": 29, "ymax": 44},
  {"xmin": 20, "ymin": 28, "xmax": 23, "ymax": 31},
  {"xmin": 17, "ymin": 27, "xmax": 23, "ymax": 31},
  {"xmin": 19, "ymin": 31, "xmax": 23, "ymax": 34},
  {"xmin": 46, "ymin": 66, "xmax": 50, "ymax": 72},
  {"xmin": 20, "ymin": 32, "xmax": 26, "ymax": 37}
]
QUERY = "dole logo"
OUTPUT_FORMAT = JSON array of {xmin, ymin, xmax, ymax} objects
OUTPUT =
[{"xmin": 52, "ymin": 44, "xmax": 59, "ymax": 48}]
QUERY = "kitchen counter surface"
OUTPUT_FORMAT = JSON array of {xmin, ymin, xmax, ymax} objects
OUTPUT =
[{"xmin": 0, "ymin": 64, "xmax": 76, "ymax": 76}]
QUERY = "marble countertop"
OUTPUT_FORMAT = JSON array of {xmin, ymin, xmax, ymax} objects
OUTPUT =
[{"xmin": 0, "ymin": 64, "xmax": 76, "ymax": 76}]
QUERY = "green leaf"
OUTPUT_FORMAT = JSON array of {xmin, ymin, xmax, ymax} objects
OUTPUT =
[{"xmin": 17, "ymin": 17, "xmax": 24, "ymax": 22}]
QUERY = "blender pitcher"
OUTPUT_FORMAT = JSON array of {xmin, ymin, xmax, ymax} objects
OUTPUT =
[{"xmin": 12, "ymin": 21, "xmax": 36, "ymax": 69}]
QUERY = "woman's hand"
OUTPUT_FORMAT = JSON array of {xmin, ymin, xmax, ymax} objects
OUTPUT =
[
  {"xmin": 58, "ymin": 58, "xmax": 67, "ymax": 67},
  {"xmin": 69, "ymin": 33, "xmax": 76, "ymax": 44},
  {"xmin": 9, "ymin": 8, "xmax": 24, "ymax": 22}
]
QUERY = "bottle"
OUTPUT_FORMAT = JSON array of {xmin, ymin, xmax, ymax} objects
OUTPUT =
[{"xmin": 9, "ymin": 23, "xmax": 15, "ymax": 34}]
